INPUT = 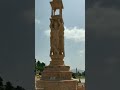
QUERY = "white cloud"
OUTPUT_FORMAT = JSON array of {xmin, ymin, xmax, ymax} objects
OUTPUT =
[
  {"xmin": 44, "ymin": 29, "xmax": 50, "ymax": 36},
  {"xmin": 64, "ymin": 27, "xmax": 85, "ymax": 42},
  {"xmin": 78, "ymin": 50, "xmax": 85, "ymax": 54},
  {"xmin": 44, "ymin": 26, "xmax": 85, "ymax": 42},
  {"xmin": 35, "ymin": 18, "xmax": 40, "ymax": 24}
]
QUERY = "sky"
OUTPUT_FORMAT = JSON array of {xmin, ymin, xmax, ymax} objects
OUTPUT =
[
  {"xmin": 35, "ymin": 0, "xmax": 85, "ymax": 70},
  {"xmin": 86, "ymin": 0, "xmax": 120, "ymax": 90}
]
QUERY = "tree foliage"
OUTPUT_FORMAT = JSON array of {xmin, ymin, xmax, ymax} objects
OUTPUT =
[
  {"xmin": 82, "ymin": 71, "xmax": 85, "ymax": 76},
  {"xmin": 78, "ymin": 71, "xmax": 82, "ymax": 76},
  {"xmin": 72, "ymin": 70, "xmax": 85, "ymax": 78},
  {"xmin": 5, "ymin": 81, "xmax": 14, "ymax": 90},
  {"xmin": 72, "ymin": 73, "xmax": 76, "ymax": 78},
  {"xmin": 35, "ymin": 60, "xmax": 46, "ymax": 74},
  {"xmin": 0, "ymin": 76, "xmax": 25, "ymax": 90},
  {"xmin": 0, "ymin": 76, "xmax": 3, "ymax": 86},
  {"xmin": 15, "ymin": 86, "xmax": 25, "ymax": 90}
]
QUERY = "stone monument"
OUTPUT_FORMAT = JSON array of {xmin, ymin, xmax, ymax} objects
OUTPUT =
[{"xmin": 36, "ymin": 0, "xmax": 85, "ymax": 90}]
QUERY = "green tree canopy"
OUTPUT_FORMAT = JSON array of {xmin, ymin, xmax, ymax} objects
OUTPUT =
[
  {"xmin": 82, "ymin": 71, "xmax": 85, "ymax": 76},
  {"xmin": 0, "ymin": 76, "xmax": 25, "ymax": 90},
  {"xmin": 36, "ymin": 60, "xmax": 46, "ymax": 73},
  {"xmin": 0, "ymin": 76, "xmax": 4, "ymax": 90},
  {"xmin": 0, "ymin": 76, "xmax": 3, "ymax": 86},
  {"xmin": 5, "ymin": 81, "xmax": 14, "ymax": 90},
  {"xmin": 15, "ymin": 86, "xmax": 25, "ymax": 90},
  {"xmin": 78, "ymin": 71, "xmax": 82, "ymax": 76}
]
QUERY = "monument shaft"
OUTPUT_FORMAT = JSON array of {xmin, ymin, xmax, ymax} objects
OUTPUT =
[
  {"xmin": 36, "ymin": 1, "xmax": 84, "ymax": 90},
  {"xmin": 49, "ymin": 0, "xmax": 65, "ymax": 66}
]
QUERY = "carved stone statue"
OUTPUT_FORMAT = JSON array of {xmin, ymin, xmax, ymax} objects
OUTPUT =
[
  {"xmin": 50, "ymin": 20, "xmax": 60, "ymax": 56},
  {"xmin": 50, "ymin": 18, "xmax": 65, "ymax": 57},
  {"xmin": 50, "ymin": 0, "xmax": 63, "ymax": 16},
  {"xmin": 58, "ymin": 19, "xmax": 64, "ymax": 56}
]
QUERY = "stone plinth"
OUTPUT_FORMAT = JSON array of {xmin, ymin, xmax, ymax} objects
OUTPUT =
[
  {"xmin": 36, "ymin": 80, "xmax": 78, "ymax": 90},
  {"xmin": 36, "ymin": 65, "xmax": 79, "ymax": 90},
  {"xmin": 41, "ymin": 65, "xmax": 72, "ymax": 80}
]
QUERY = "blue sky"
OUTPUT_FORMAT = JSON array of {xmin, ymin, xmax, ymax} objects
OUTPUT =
[{"xmin": 35, "ymin": 0, "xmax": 85, "ymax": 70}]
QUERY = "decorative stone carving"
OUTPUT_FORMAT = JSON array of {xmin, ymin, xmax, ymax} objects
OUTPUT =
[
  {"xmin": 50, "ymin": 18, "xmax": 65, "ymax": 58},
  {"xmin": 50, "ymin": 0, "xmax": 63, "ymax": 16}
]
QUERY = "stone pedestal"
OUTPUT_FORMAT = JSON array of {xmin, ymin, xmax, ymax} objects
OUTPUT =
[
  {"xmin": 36, "ymin": 65, "xmax": 78, "ymax": 90},
  {"xmin": 41, "ymin": 65, "xmax": 72, "ymax": 80},
  {"xmin": 36, "ymin": 80, "xmax": 78, "ymax": 90}
]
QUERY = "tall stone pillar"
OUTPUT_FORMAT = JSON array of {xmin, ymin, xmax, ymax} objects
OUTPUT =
[
  {"xmin": 36, "ymin": 0, "xmax": 80, "ymax": 90},
  {"xmin": 49, "ymin": 0, "xmax": 65, "ymax": 66}
]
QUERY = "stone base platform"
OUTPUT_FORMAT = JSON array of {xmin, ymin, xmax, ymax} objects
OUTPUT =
[
  {"xmin": 41, "ymin": 65, "xmax": 72, "ymax": 80},
  {"xmin": 36, "ymin": 80, "xmax": 78, "ymax": 90},
  {"xmin": 36, "ymin": 60, "xmax": 85, "ymax": 90}
]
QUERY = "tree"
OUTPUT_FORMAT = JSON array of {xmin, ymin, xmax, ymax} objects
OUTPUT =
[
  {"xmin": 0, "ymin": 76, "xmax": 3, "ymax": 86},
  {"xmin": 40, "ymin": 62, "xmax": 45, "ymax": 72},
  {"xmin": 34, "ymin": 59, "xmax": 36, "ymax": 74},
  {"xmin": 41, "ymin": 62, "xmax": 45, "ymax": 67},
  {"xmin": 5, "ymin": 81, "xmax": 14, "ymax": 90},
  {"xmin": 36, "ymin": 61, "xmax": 41, "ymax": 71},
  {"xmin": 78, "ymin": 71, "xmax": 82, "ymax": 76},
  {"xmin": 82, "ymin": 71, "xmax": 85, "ymax": 76},
  {"xmin": 72, "ymin": 73, "xmax": 76, "ymax": 79},
  {"xmin": 36, "ymin": 60, "xmax": 46, "ymax": 73},
  {"xmin": 0, "ymin": 77, "xmax": 25, "ymax": 90},
  {"xmin": 15, "ymin": 86, "xmax": 25, "ymax": 90},
  {"xmin": 0, "ymin": 76, "xmax": 4, "ymax": 90}
]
